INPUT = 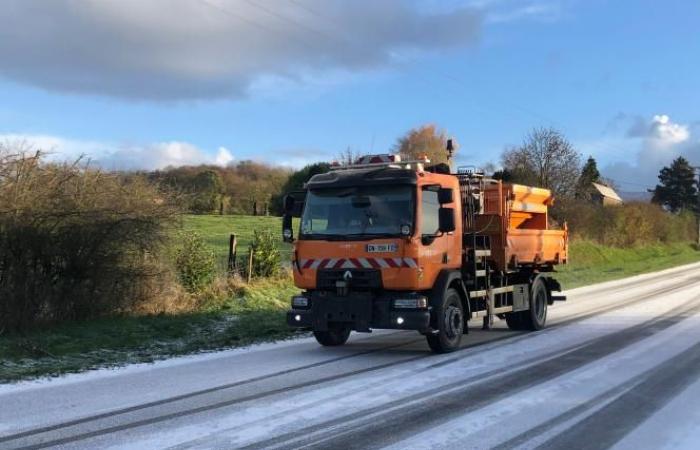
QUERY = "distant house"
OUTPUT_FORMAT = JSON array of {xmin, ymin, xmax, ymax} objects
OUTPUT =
[{"xmin": 591, "ymin": 182, "xmax": 623, "ymax": 206}]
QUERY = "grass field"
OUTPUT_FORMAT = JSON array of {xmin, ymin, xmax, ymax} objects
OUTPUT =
[
  {"xmin": 2, "ymin": 215, "xmax": 699, "ymax": 383},
  {"xmin": 181, "ymin": 214, "xmax": 298, "ymax": 269},
  {"xmin": 0, "ymin": 276, "xmax": 300, "ymax": 382},
  {"xmin": 557, "ymin": 240, "xmax": 700, "ymax": 288}
]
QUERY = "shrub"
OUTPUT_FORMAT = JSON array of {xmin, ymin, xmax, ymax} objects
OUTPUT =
[
  {"xmin": 196, "ymin": 270, "xmax": 296, "ymax": 312},
  {"xmin": 665, "ymin": 210, "xmax": 697, "ymax": 243},
  {"xmin": 0, "ymin": 145, "xmax": 178, "ymax": 332},
  {"xmin": 558, "ymin": 199, "xmax": 697, "ymax": 248},
  {"xmin": 174, "ymin": 231, "xmax": 216, "ymax": 292},
  {"xmin": 250, "ymin": 230, "xmax": 280, "ymax": 278},
  {"xmin": 597, "ymin": 203, "xmax": 649, "ymax": 247}
]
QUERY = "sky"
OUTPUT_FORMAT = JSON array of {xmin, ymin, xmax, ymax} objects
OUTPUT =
[{"xmin": 1, "ymin": 0, "xmax": 699, "ymax": 192}]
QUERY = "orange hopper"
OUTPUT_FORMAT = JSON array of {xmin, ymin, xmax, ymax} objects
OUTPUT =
[{"xmin": 473, "ymin": 181, "xmax": 568, "ymax": 271}]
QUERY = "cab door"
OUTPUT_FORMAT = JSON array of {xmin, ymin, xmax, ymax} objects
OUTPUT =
[
  {"xmin": 417, "ymin": 185, "xmax": 447, "ymax": 288},
  {"xmin": 415, "ymin": 181, "xmax": 462, "ymax": 289}
]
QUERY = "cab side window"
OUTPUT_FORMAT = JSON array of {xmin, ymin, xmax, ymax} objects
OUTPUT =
[{"xmin": 421, "ymin": 188, "xmax": 440, "ymax": 235}]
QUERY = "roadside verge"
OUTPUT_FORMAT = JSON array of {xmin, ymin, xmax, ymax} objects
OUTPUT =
[{"xmin": 1, "ymin": 241, "xmax": 699, "ymax": 383}]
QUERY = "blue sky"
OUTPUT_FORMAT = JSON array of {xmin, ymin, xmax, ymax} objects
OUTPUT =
[{"xmin": 1, "ymin": 0, "xmax": 699, "ymax": 191}]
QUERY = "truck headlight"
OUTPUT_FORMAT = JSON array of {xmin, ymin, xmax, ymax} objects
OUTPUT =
[
  {"xmin": 393, "ymin": 297, "xmax": 427, "ymax": 309},
  {"xmin": 292, "ymin": 296, "xmax": 310, "ymax": 308}
]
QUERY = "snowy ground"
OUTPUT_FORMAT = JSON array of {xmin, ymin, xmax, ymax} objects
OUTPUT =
[{"xmin": 2, "ymin": 262, "xmax": 700, "ymax": 449}]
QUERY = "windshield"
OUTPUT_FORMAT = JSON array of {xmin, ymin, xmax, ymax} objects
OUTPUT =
[{"xmin": 300, "ymin": 185, "xmax": 414, "ymax": 239}]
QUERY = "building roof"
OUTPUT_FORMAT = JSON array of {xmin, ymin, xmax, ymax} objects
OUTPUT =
[{"xmin": 592, "ymin": 182, "xmax": 623, "ymax": 202}]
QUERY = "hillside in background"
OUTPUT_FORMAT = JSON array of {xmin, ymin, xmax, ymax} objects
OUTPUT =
[{"xmin": 619, "ymin": 191, "xmax": 653, "ymax": 202}]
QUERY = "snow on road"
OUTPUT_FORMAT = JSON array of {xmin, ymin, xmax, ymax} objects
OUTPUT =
[{"xmin": 2, "ymin": 262, "xmax": 700, "ymax": 449}]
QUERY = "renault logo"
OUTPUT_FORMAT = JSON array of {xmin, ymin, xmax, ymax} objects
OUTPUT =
[{"xmin": 343, "ymin": 270, "xmax": 353, "ymax": 281}]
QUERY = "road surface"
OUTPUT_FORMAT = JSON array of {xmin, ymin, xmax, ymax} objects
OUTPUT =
[{"xmin": 3, "ymin": 262, "xmax": 700, "ymax": 449}]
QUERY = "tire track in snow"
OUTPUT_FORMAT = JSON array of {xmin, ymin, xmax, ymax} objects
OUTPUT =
[
  {"xmin": 493, "ymin": 335, "xmax": 700, "ymax": 449},
  {"xmin": 6, "ymin": 272, "xmax": 700, "ymax": 449},
  {"xmin": 163, "ymin": 339, "xmax": 599, "ymax": 449},
  {"xmin": 252, "ymin": 295, "xmax": 700, "ymax": 450},
  {"xmin": 0, "ymin": 333, "xmax": 419, "ymax": 444},
  {"xmin": 536, "ymin": 340, "xmax": 700, "ymax": 450}
]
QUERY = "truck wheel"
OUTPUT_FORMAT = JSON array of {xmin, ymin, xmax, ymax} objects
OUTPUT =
[
  {"xmin": 521, "ymin": 277, "xmax": 548, "ymax": 330},
  {"xmin": 426, "ymin": 288, "xmax": 464, "ymax": 353},
  {"xmin": 313, "ymin": 325, "xmax": 351, "ymax": 346}
]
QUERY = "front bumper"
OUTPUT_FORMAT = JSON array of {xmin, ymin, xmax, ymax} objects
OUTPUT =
[{"xmin": 287, "ymin": 291, "xmax": 431, "ymax": 332}]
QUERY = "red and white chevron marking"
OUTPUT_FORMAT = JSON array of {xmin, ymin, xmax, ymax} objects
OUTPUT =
[{"xmin": 298, "ymin": 257, "xmax": 417, "ymax": 270}]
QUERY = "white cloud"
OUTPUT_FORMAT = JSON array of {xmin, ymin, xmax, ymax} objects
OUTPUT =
[
  {"xmin": 0, "ymin": 0, "xmax": 481, "ymax": 101},
  {"xmin": 647, "ymin": 114, "xmax": 690, "ymax": 147},
  {"xmin": 214, "ymin": 147, "xmax": 234, "ymax": 166},
  {"xmin": 0, "ymin": 133, "xmax": 112, "ymax": 164},
  {"xmin": 0, "ymin": 134, "xmax": 235, "ymax": 170},
  {"xmin": 98, "ymin": 142, "xmax": 214, "ymax": 170},
  {"xmin": 598, "ymin": 114, "xmax": 699, "ymax": 190}
]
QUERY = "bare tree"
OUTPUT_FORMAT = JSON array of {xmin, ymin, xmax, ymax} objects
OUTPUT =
[
  {"xmin": 501, "ymin": 127, "xmax": 582, "ymax": 198},
  {"xmin": 394, "ymin": 124, "xmax": 455, "ymax": 165}
]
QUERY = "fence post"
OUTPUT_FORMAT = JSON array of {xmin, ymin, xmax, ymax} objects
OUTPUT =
[
  {"xmin": 247, "ymin": 247, "xmax": 254, "ymax": 283},
  {"xmin": 227, "ymin": 234, "xmax": 237, "ymax": 274}
]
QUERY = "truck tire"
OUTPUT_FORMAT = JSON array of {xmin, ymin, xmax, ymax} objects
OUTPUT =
[
  {"xmin": 521, "ymin": 277, "xmax": 548, "ymax": 330},
  {"xmin": 313, "ymin": 326, "xmax": 351, "ymax": 347},
  {"xmin": 426, "ymin": 288, "xmax": 464, "ymax": 353},
  {"xmin": 505, "ymin": 278, "xmax": 548, "ymax": 331}
]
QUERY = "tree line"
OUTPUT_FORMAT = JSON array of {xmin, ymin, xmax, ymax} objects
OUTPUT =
[
  {"xmin": 145, "ymin": 160, "xmax": 291, "ymax": 216},
  {"xmin": 121, "ymin": 123, "xmax": 700, "ymax": 218}
]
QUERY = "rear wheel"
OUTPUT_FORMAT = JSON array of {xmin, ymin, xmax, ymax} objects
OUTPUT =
[
  {"xmin": 313, "ymin": 325, "xmax": 351, "ymax": 346},
  {"xmin": 426, "ymin": 288, "xmax": 464, "ymax": 353},
  {"xmin": 521, "ymin": 277, "xmax": 548, "ymax": 330},
  {"xmin": 504, "ymin": 277, "xmax": 548, "ymax": 331}
]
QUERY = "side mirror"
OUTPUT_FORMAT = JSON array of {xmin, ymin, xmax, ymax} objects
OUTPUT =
[
  {"xmin": 282, "ymin": 214, "xmax": 294, "ymax": 243},
  {"xmin": 283, "ymin": 191, "xmax": 306, "ymax": 217},
  {"xmin": 438, "ymin": 188, "xmax": 453, "ymax": 204},
  {"xmin": 283, "ymin": 195, "xmax": 296, "ymax": 214},
  {"xmin": 439, "ymin": 207, "xmax": 455, "ymax": 233}
]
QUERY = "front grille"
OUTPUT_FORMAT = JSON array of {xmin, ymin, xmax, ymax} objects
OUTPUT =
[{"xmin": 317, "ymin": 269, "xmax": 382, "ymax": 291}]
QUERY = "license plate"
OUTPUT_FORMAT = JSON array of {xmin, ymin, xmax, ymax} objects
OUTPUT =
[{"xmin": 366, "ymin": 243, "xmax": 397, "ymax": 253}]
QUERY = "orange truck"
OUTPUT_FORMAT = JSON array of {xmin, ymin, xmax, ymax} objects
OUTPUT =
[{"xmin": 282, "ymin": 149, "xmax": 567, "ymax": 353}]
